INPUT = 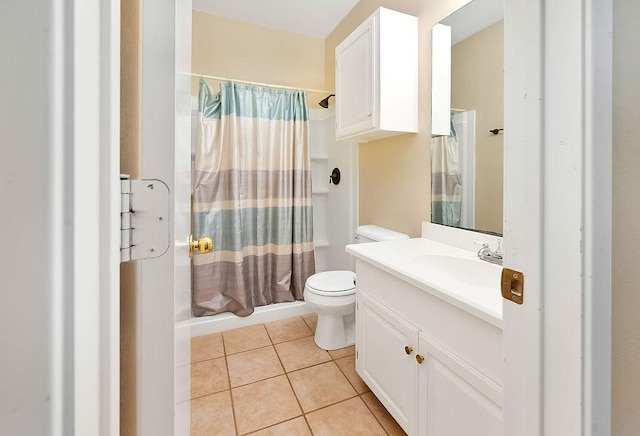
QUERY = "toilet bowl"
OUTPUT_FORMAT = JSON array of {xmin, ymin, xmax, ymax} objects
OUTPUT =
[
  {"xmin": 304, "ymin": 225, "xmax": 410, "ymax": 351},
  {"xmin": 304, "ymin": 270, "xmax": 356, "ymax": 350}
]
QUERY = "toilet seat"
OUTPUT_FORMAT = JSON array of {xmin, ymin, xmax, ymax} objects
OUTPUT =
[{"xmin": 305, "ymin": 271, "xmax": 356, "ymax": 297}]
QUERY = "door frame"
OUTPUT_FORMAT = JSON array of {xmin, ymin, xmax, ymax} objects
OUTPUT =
[
  {"xmin": 125, "ymin": 0, "xmax": 613, "ymax": 435},
  {"xmin": 76, "ymin": 0, "xmax": 122, "ymax": 433},
  {"xmin": 503, "ymin": 0, "xmax": 611, "ymax": 435},
  {"xmin": 5, "ymin": 0, "xmax": 122, "ymax": 434},
  {"xmin": 72, "ymin": 0, "xmax": 121, "ymax": 434},
  {"xmin": 137, "ymin": 0, "xmax": 193, "ymax": 435}
]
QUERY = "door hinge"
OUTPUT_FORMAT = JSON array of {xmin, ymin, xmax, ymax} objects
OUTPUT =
[{"xmin": 120, "ymin": 174, "xmax": 170, "ymax": 262}]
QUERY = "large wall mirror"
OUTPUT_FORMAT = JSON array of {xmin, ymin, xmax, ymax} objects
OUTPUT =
[{"xmin": 430, "ymin": 0, "xmax": 504, "ymax": 235}]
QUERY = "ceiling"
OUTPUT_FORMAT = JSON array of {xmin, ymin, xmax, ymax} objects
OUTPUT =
[
  {"xmin": 192, "ymin": 0, "xmax": 360, "ymax": 38},
  {"xmin": 441, "ymin": 0, "xmax": 503, "ymax": 45}
]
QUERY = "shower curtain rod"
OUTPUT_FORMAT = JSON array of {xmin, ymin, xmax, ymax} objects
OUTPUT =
[{"xmin": 188, "ymin": 72, "xmax": 333, "ymax": 94}]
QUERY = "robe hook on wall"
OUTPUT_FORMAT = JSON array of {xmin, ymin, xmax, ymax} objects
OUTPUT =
[
  {"xmin": 329, "ymin": 168, "xmax": 341, "ymax": 185},
  {"xmin": 490, "ymin": 128, "xmax": 504, "ymax": 135}
]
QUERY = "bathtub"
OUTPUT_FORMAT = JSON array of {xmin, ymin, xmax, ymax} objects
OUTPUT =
[{"xmin": 180, "ymin": 301, "xmax": 315, "ymax": 337}]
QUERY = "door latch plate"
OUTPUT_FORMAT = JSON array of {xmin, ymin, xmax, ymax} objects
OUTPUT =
[{"xmin": 501, "ymin": 268, "xmax": 524, "ymax": 305}]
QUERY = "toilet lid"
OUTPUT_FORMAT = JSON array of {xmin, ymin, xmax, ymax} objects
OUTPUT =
[{"xmin": 305, "ymin": 271, "xmax": 356, "ymax": 296}]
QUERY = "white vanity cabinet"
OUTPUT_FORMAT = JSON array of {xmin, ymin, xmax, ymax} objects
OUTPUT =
[
  {"xmin": 354, "ymin": 260, "xmax": 503, "ymax": 436},
  {"xmin": 417, "ymin": 333, "xmax": 503, "ymax": 435},
  {"xmin": 357, "ymin": 291, "xmax": 419, "ymax": 434},
  {"xmin": 335, "ymin": 7, "xmax": 418, "ymax": 142}
]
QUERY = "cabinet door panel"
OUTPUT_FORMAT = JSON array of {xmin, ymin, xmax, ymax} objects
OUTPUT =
[
  {"xmin": 356, "ymin": 291, "xmax": 418, "ymax": 435},
  {"xmin": 335, "ymin": 16, "xmax": 375, "ymax": 137},
  {"xmin": 418, "ymin": 333, "xmax": 503, "ymax": 436}
]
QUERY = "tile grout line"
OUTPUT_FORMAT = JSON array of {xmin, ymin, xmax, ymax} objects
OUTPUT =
[
  {"xmin": 333, "ymin": 354, "xmax": 365, "ymax": 395},
  {"xmin": 223, "ymin": 330, "xmax": 271, "ymax": 357},
  {"xmin": 278, "ymin": 316, "xmax": 393, "ymax": 434},
  {"xmin": 282, "ymin": 370, "xmax": 314, "ymax": 434},
  {"xmin": 301, "ymin": 314, "xmax": 318, "ymax": 336},
  {"xmin": 271, "ymin": 318, "xmax": 313, "ymax": 434},
  {"xmin": 303, "ymin": 392, "xmax": 361, "ymax": 415},
  {"xmin": 279, "ymin": 332, "xmax": 360, "ymax": 433},
  {"xmin": 297, "ymin": 393, "xmax": 396, "ymax": 436},
  {"xmin": 227, "ymin": 344, "xmax": 285, "ymax": 389},
  {"xmin": 189, "ymin": 385, "xmax": 230, "ymax": 402},
  {"xmin": 233, "ymin": 323, "xmax": 275, "ymax": 436},
  {"xmin": 221, "ymin": 331, "xmax": 241, "ymax": 436},
  {"xmin": 230, "ymin": 320, "xmax": 306, "ymax": 435},
  {"xmin": 190, "ymin": 356, "xmax": 229, "ymax": 400},
  {"xmin": 336, "ymin": 345, "xmax": 400, "ymax": 435},
  {"xmin": 271, "ymin": 315, "xmax": 364, "ymax": 434},
  {"xmin": 244, "ymin": 416, "xmax": 309, "ymax": 436},
  {"xmin": 358, "ymin": 392, "xmax": 394, "ymax": 436}
]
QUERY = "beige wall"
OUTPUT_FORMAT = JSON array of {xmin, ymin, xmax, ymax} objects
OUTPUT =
[
  {"xmin": 451, "ymin": 20, "xmax": 503, "ymax": 234},
  {"xmin": 325, "ymin": 0, "xmax": 470, "ymax": 237},
  {"xmin": 192, "ymin": 12, "xmax": 327, "ymax": 104},
  {"xmin": 613, "ymin": 0, "xmax": 640, "ymax": 433},
  {"xmin": 120, "ymin": 0, "xmax": 140, "ymax": 434}
]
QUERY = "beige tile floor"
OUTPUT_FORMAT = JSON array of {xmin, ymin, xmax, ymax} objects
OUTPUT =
[{"xmin": 190, "ymin": 313, "xmax": 407, "ymax": 436}]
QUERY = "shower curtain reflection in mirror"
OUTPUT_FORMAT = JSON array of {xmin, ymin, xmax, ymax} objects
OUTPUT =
[
  {"xmin": 431, "ymin": 113, "xmax": 463, "ymax": 227},
  {"xmin": 192, "ymin": 80, "xmax": 316, "ymax": 317}
]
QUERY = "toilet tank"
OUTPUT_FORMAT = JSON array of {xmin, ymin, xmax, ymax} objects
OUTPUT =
[{"xmin": 355, "ymin": 225, "xmax": 409, "ymax": 243}]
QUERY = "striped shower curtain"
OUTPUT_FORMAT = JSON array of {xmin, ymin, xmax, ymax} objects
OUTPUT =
[
  {"xmin": 192, "ymin": 80, "xmax": 316, "ymax": 317},
  {"xmin": 431, "ymin": 114, "xmax": 462, "ymax": 227}
]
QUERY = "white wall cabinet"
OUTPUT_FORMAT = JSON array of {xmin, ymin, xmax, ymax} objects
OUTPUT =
[
  {"xmin": 431, "ymin": 23, "xmax": 452, "ymax": 136},
  {"xmin": 354, "ymin": 261, "xmax": 503, "ymax": 436},
  {"xmin": 335, "ymin": 7, "xmax": 418, "ymax": 142}
]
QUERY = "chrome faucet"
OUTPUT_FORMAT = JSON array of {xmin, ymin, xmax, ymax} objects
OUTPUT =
[{"xmin": 475, "ymin": 240, "xmax": 503, "ymax": 265}]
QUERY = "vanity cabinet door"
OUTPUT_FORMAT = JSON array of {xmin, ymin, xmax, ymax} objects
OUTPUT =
[
  {"xmin": 356, "ymin": 291, "xmax": 419, "ymax": 435},
  {"xmin": 417, "ymin": 333, "xmax": 503, "ymax": 436}
]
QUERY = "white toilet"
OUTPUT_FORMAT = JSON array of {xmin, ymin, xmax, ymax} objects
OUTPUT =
[{"xmin": 304, "ymin": 225, "xmax": 409, "ymax": 350}]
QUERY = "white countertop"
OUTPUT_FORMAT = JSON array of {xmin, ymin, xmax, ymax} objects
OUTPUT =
[{"xmin": 346, "ymin": 238, "xmax": 504, "ymax": 328}]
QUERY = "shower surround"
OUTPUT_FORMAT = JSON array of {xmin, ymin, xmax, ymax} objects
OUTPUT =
[{"xmin": 185, "ymin": 103, "xmax": 357, "ymax": 336}]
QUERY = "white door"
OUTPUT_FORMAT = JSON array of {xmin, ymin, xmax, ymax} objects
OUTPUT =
[{"xmin": 503, "ymin": 0, "xmax": 611, "ymax": 435}]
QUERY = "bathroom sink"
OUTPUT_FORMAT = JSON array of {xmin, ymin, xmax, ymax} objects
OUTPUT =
[{"xmin": 412, "ymin": 254, "xmax": 502, "ymax": 290}]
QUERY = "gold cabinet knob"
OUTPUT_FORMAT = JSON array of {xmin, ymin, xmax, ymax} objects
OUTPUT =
[
  {"xmin": 190, "ymin": 235, "xmax": 213, "ymax": 257},
  {"xmin": 416, "ymin": 354, "xmax": 425, "ymax": 364},
  {"xmin": 404, "ymin": 346, "xmax": 413, "ymax": 355}
]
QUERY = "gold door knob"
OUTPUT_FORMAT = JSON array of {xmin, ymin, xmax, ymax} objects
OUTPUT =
[
  {"xmin": 190, "ymin": 235, "xmax": 213, "ymax": 257},
  {"xmin": 416, "ymin": 354, "xmax": 425, "ymax": 364},
  {"xmin": 404, "ymin": 346, "xmax": 413, "ymax": 355}
]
